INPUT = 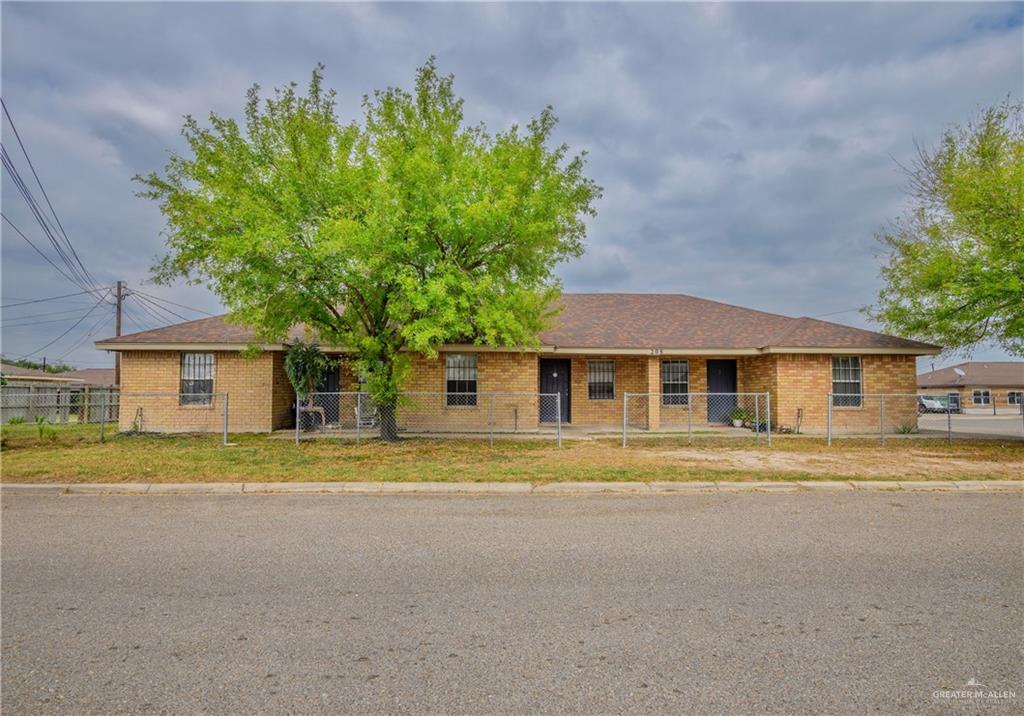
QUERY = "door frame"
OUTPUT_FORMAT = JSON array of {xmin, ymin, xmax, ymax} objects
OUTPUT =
[
  {"xmin": 538, "ymin": 357, "xmax": 571, "ymax": 424},
  {"xmin": 706, "ymin": 358, "xmax": 738, "ymax": 423}
]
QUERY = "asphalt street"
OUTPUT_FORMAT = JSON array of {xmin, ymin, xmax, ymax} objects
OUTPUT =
[{"xmin": 2, "ymin": 493, "xmax": 1022, "ymax": 714}]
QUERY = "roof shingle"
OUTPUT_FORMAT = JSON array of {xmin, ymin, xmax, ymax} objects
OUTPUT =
[{"xmin": 95, "ymin": 292, "xmax": 940, "ymax": 353}]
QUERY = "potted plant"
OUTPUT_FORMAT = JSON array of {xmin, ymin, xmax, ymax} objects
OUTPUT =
[{"xmin": 729, "ymin": 406, "xmax": 750, "ymax": 428}]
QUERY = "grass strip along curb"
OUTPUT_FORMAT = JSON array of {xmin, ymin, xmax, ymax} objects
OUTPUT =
[{"xmin": 3, "ymin": 480, "xmax": 1022, "ymax": 495}]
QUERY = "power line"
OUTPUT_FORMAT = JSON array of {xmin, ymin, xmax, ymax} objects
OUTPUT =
[
  {"xmin": 1, "ymin": 147, "xmax": 96, "ymax": 291},
  {"xmin": 55, "ymin": 307, "xmax": 114, "ymax": 361},
  {"xmin": 1, "ymin": 97, "xmax": 99, "ymax": 290},
  {"xmin": 127, "ymin": 288, "xmax": 215, "ymax": 316},
  {"xmin": 16, "ymin": 288, "xmax": 111, "ymax": 359},
  {"xmin": 1, "ymin": 213, "xmax": 96, "ymax": 292},
  {"xmin": 0, "ymin": 306, "xmax": 103, "ymax": 321},
  {"xmin": 130, "ymin": 292, "xmax": 193, "ymax": 323},
  {"xmin": 0, "ymin": 287, "xmax": 107, "ymax": 309}
]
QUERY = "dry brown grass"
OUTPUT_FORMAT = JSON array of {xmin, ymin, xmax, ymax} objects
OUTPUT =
[{"xmin": 1, "ymin": 425, "xmax": 1022, "ymax": 483}]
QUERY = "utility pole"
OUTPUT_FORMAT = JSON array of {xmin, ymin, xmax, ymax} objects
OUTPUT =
[{"xmin": 114, "ymin": 280, "xmax": 123, "ymax": 386}]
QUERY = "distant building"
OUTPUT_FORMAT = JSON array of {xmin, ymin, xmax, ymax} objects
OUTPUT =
[{"xmin": 918, "ymin": 361, "xmax": 1024, "ymax": 412}]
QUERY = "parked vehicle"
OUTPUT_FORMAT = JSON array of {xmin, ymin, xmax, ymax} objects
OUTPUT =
[{"xmin": 918, "ymin": 395, "xmax": 956, "ymax": 414}]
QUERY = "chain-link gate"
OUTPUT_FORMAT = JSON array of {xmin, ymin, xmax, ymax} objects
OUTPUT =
[
  {"xmin": 296, "ymin": 392, "xmax": 563, "ymax": 446},
  {"xmin": 622, "ymin": 392, "xmax": 771, "ymax": 447}
]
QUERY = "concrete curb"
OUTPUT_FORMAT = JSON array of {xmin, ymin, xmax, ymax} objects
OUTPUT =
[{"xmin": 2, "ymin": 480, "xmax": 1022, "ymax": 496}]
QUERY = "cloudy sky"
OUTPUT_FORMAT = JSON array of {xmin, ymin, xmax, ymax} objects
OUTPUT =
[{"xmin": 2, "ymin": 2, "xmax": 1021, "ymax": 370}]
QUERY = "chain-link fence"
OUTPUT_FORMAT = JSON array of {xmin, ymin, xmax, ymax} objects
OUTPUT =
[
  {"xmin": 827, "ymin": 393, "xmax": 1024, "ymax": 445},
  {"xmin": 296, "ymin": 392, "xmax": 563, "ymax": 445},
  {"xmin": 622, "ymin": 392, "xmax": 771, "ymax": 447},
  {"xmin": 1, "ymin": 388, "xmax": 229, "ymax": 445}
]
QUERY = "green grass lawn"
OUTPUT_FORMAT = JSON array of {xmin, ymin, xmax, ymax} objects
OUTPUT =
[{"xmin": 2, "ymin": 423, "xmax": 1023, "ymax": 483}]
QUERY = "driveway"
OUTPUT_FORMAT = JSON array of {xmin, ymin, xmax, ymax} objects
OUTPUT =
[
  {"xmin": 2, "ymin": 493, "xmax": 1021, "ymax": 714},
  {"xmin": 919, "ymin": 413, "xmax": 1024, "ymax": 439}
]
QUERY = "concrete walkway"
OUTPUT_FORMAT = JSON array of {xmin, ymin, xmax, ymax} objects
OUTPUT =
[{"xmin": 3, "ymin": 480, "xmax": 1021, "ymax": 495}]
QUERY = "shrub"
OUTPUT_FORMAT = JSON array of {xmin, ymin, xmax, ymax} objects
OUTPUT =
[{"xmin": 7, "ymin": 416, "xmax": 24, "ymax": 425}]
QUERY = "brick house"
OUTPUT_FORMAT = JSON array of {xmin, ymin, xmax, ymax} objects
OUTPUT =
[
  {"xmin": 95, "ymin": 293, "xmax": 939, "ymax": 434},
  {"xmin": 917, "ymin": 361, "xmax": 1024, "ymax": 413}
]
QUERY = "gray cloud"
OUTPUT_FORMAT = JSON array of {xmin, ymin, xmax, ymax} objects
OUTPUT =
[{"xmin": 2, "ymin": 1, "xmax": 1020, "ymax": 368}]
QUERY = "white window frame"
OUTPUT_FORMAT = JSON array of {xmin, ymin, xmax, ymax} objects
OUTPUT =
[
  {"xmin": 831, "ymin": 356, "xmax": 862, "ymax": 408},
  {"xmin": 1007, "ymin": 391, "xmax": 1022, "ymax": 405},
  {"xmin": 972, "ymin": 389, "xmax": 991, "ymax": 405},
  {"xmin": 587, "ymin": 360, "xmax": 615, "ymax": 401},
  {"xmin": 661, "ymin": 360, "xmax": 690, "ymax": 406}
]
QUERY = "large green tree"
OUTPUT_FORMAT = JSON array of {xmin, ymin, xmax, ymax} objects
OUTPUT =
[
  {"xmin": 139, "ymin": 60, "xmax": 600, "ymax": 438},
  {"xmin": 868, "ymin": 100, "xmax": 1023, "ymax": 355}
]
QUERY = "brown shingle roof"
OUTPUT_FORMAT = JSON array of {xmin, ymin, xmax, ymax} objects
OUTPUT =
[
  {"xmin": 59, "ymin": 368, "xmax": 117, "ymax": 386},
  {"xmin": 95, "ymin": 293, "xmax": 940, "ymax": 354},
  {"xmin": 0, "ymin": 362, "xmax": 84, "ymax": 383},
  {"xmin": 918, "ymin": 361, "xmax": 1024, "ymax": 388}
]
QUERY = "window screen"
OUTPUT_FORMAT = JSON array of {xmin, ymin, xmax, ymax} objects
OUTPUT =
[
  {"xmin": 661, "ymin": 360, "xmax": 690, "ymax": 406},
  {"xmin": 180, "ymin": 353, "xmax": 214, "ymax": 405},
  {"xmin": 831, "ymin": 356, "xmax": 862, "ymax": 407},
  {"xmin": 445, "ymin": 354, "xmax": 477, "ymax": 406},
  {"xmin": 587, "ymin": 360, "xmax": 615, "ymax": 400}
]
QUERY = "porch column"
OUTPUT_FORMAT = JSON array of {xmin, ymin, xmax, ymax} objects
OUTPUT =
[{"xmin": 646, "ymin": 356, "xmax": 661, "ymax": 431}]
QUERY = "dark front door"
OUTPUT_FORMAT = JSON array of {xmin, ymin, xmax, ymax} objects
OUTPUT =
[
  {"xmin": 706, "ymin": 359, "xmax": 737, "ymax": 423},
  {"xmin": 539, "ymin": 358, "xmax": 571, "ymax": 423},
  {"xmin": 313, "ymin": 367, "xmax": 341, "ymax": 423}
]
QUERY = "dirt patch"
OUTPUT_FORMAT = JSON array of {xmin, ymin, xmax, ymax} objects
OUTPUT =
[{"xmin": 645, "ymin": 447, "xmax": 1024, "ymax": 479}]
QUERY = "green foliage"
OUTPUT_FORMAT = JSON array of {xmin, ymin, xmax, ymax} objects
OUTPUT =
[
  {"xmin": 0, "ymin": 357, "xmax": 76, "ymax": 373},
  {"xmin": 34, "ymin": 415, "xmax": 54, "ymax": 439},
  {"xmin": 284, "ymin": 341, "xmax": 336, "ymax": 402},
  {"xmin": 895, "ymin": 424, "xmax": 918, "ymax": 435},
  {"xmin": 7, "ymin": 416, "xmax": 25, "ymax": 425},
  {"xmin": 137, "ymin": 60, "xmax": 602, "ymax": 425},
  {"xmin": 729, "ymin": 406, "xmax": 752, "ymax": 422},
  {"xmin": 868, "ymin": 99, "xmax": 1024, "ymax": 355}
]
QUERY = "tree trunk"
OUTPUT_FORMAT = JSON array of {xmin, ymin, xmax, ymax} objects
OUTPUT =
[
  {"xmin": 375, "ymin": 356, "xmax": 400, "ymax": 442},
  {"xmin": 377, "ymin": 396, "xmax": 399, "ymax": 442}
]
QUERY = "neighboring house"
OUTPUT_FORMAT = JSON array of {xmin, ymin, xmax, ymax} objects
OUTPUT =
[
  {"xmin": 58, "ymin": 368, "xmax": 118, "ymax": 387},
  {"xmin": 0, "ymin": 362, "xmax": 85, "ymax": 387},
  {"xmin": 917, "ymin": 361, "xmax": 1024, "ymax": 413},
  {"xmin": 0, "ymin": 362, "xmax": 94, "ymax": 424},
  {"xmin": 95, "ymin": 293, "xmax": 938, "ymax": 434}
]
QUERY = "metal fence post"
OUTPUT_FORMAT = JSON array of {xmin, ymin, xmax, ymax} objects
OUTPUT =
[
  {"xmin": 622, "ymin": 393, "xmax": 628, "ymax": 448},
  {"xmin": 879, "ymin": 394, "xmax": 885, "ymax": 446},
  {"xmin": 222, "ymin": 393, "xmax": 229, "ymax": 446},
  {"xmin": 947, "ymin": 406, "xmax": 952, "ymax": 446},
  {"xmin": 765, "ymin": 392, "xmax": 772, "ymax": 447},
  {"xmin": 356, "ymin": 393, "xmax": 362, "ymax": 445},
  {"xmin": 294, "ymin": 398, "xmax": 301, "ymax": 445},
  {"xmin": 99, "ymin": 390, "xmax": 108, "ymax": 442},
  {"xmin": 556, "ymin": 393, "xmax": 562, "ymax": 448},
  {"xmin": 754, "ymin": 393, "xmax": 760, "ymax": 447},
  {"xmin": 827, "ymin": 392, "xmax": 833, "ymax": 447},
  {"xmin": 687, "ymin": 393, "xmax": 693, "ymax": 445},
  {"xmin": 488, "ymin": 394, "xmax": 494, "ymax": 448}
]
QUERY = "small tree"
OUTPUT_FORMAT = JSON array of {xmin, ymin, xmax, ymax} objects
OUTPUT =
[
  {"xmin": 284, "ymin": 341, "xmax": 335, "ymax": 411},
  {"xmin": 868, "ymin": 100, "xmax": 1023, "ymax": 355},
  {"xmin": 138, "ymin": 60, "xmax": 600, "ymax": 440}
]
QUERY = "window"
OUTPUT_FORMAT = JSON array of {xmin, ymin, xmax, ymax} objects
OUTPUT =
[
  {"xmin": 831, "ymin": 356, "xmax": 862, "ymax": 407},
  {"xmin": 661, "ymin": 360, "xmax": 690, "ymax": 405},
  {"xmin": 445, "ymin": 354, "xmax": 477, "ymax": 406},
  {"xmin": 973, "ymin": 390, "xmax": 991, "ymax": 405},
  {"xmin": 587, "ymin": 360, "xmax": 615, "ymax": 400},
  {"xmin": 180, "ymin": 353, "xmax": 214, "ymax": 405},
  {"xmin": 1009, "ymin": 391, "xmax": 1023, "ymax": 405}
]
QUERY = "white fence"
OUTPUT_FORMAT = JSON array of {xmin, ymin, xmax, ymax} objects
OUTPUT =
[
  {"xmin": 296, "ymin": 392, "xmax": 563, "ymax": 446},
  {"xmin": 622, "ymin": 392, "xmax": 771, "ymax": 447},
  {"xmin": 1, "ymin": 388, "xmax": 229, "ymax": 445}
]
